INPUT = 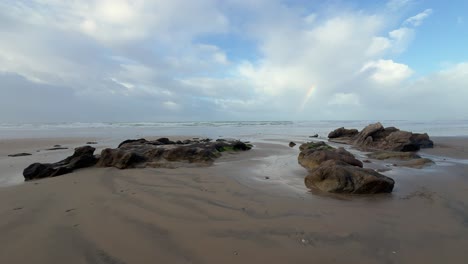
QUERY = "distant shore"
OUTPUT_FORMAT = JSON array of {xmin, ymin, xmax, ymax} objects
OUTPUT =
[{"xmin": 0, "ymin": 135, "xmax": 467, "ymax": 263}]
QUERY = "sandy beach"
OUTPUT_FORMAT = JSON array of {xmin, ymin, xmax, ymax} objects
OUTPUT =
[{"xmin": 0, "ymin": 136, "xmax": 467, "ymax": 263}]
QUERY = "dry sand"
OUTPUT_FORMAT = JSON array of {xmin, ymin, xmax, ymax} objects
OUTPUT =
[{"xmin": 0, "ymin": 137, "xmax": 467, "ymax": 263}]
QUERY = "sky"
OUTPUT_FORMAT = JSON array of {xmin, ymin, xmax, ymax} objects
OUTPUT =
[{"xmin": 0, "ymin": 0, "xmax": 467, "ymax": 122}]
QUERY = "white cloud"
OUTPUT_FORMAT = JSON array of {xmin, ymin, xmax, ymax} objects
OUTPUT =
[
  {"xmin": 328, "ymin": 93, "xmax": 361, "ymax": 106},
  {"xmin": 388, "ymin": 27, "xmax": 415, "ymax": 53},
  {"xmin": 163, "ymin": 101, "xmax": 181, "ymax": 110},
  {"xmin": 1, "ymin": 0, "xmax": 467, "ymax": 121},
  {"xmin": 360, "ymin": 60, "xmax": 413, "ymax": 84},
  {"xmin": 367, "ymin": 37, "xmax": 392, "ymax": 56},
  {"xmin": 404, "ymin": 9, "xmax": 433, "ymax": 27}
]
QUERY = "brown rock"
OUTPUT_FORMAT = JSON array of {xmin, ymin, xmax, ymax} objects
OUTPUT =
[
  {"xmin": 298, "ymin": 142, "xmax": 363, "ymax": 170},
  {"xmin": 328, "ymin": 123, "xmax": 434, "ymax": 152},
  {"xmin": 97, "ymin": 138, "xmax": 250, "ymax": 169},
  {"xmin": 328, "ymin": 127, "xmax": 358, "ymax": 139},
  {"xmin": 304, "ymin": 160, "xmax": 395, "ymax": 194}
]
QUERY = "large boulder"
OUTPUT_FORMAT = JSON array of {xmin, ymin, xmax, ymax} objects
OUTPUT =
[
  {"xmin": 298, "ymin": 141, "xmax": 395, "ymax": 194},
  {"xmin": 410, "ymin": 133, "xmax": 434, "ymax": 148},
  {"xmin": 328, "ymin": 127, "xmax": 359, "ymax": 139},
  {"xmin": 304, "ymin": 160, "xmax": 395, "ymax": 194},
  {"xmin": 23, "ymin": 146, "xmax": 97, "ymax": 181},
  {"xmin": 353, "ymin": 122, "xmax": 385, "ymax": 148},
  {"xmin": 298, "ymin": 141, "xmax": 362, "ymax": 170}
]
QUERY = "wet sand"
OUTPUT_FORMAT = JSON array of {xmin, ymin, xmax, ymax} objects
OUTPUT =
[{"xmin": 0, "ymin": 137, "xmax": 467, "ymax": 263}]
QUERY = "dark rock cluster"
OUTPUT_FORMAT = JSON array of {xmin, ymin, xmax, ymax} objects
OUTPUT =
[
  {"xmin": 328, "ymin": 122, "xmax": 433, "ymax": 152},
  {"xmin": 298, "ymin": 141, "xmax": 394, "ymax": 194},
  {"xmin": 23, "ymin": 138, "xmax": 252, "ymax": 181}
]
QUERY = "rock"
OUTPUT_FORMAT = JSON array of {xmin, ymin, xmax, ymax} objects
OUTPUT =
[
  {"xmin": 298, "ymin": 141, "xmax": 363, "ymax": 170},
  {"xmin": 362, "ymin": 159, "xmax": 371, "ymax": 163},
  {"xmin": 156, "ymin": 137, "xmax": 175, "ymax": 145},
  {"xmin": 304, "ymin": 160, "xmax": 395, "ymax": 194},
  {"xmin": 289, "ymin": 142, "xmax": 296, "ymax": 148},
  {"xmin": 8, "ymin": 153, "xmax": 32, "ymax": 157},
  {"xmin": 328, "ymin": 127, "xmax": 358, "ymax": 139},
  {"xmin": 23, "ymin": 146, "xmax": 97, "ymax": 181},
  {"xmin": 86, "ymin": 141, "xmax": 98, "ymax": 145},
  {"xmin": 400, "ymin": 158, "xmax": 435, "ymax": 169},
  {"xmin": 367, "ymin": 151, "xmax": 421, "ymax": 160},
  {"xmin": 46, "ymin": 147, "xmax": 68, "ymax": 150},
  {"xmin": 24, "ymin": 138, "xmax": 252, "ymax": 179},
  {"xmin": 354, "ymin": 122, "xmax": 385, "ymax": 148},
  {"xmin": 96, "ymin": 148, "xmax": 147, "ymax": 169},
  {"xmin": 309, "ymin": 134, "xmax": 319, "ymax": 138},
  {"xmin": 118, "ymin": 138, "xmax": 147, "ymax": 148},
  {"xmin": 97, "ymin": 138, "xmax": 251, "ymax": 170},
  {"xmin": 232, "ymin": 141, "xmax": 252, "ymax": 151},
  {"xmin": 410, "ymin": 133, "xmax": 434, "ymax": 148},
  {"xmin": 299, "ymin": 141, "xmax": 332, "ymax": 152},
  {"xmin": 328, "ymin": 123, "xmax": 434, "ymax": 152}
]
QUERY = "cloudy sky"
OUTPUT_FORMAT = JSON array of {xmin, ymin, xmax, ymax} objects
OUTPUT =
[{"xmin": 0, "ymin": 0, "xmax": 467, "ymax": 122}]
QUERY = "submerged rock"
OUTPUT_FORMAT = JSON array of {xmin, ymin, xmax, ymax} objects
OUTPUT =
[
  {"xmin": 8, "ymin": 153, "xmax": 32, "ymax": 157},
  {"xmin": 366, "ymin": 151, "xmax": 434, "ymax": 169},
  {"xmin": 367, "ymin": 151, "xmax": 421, "ymax": 160},
  {"xmin": 23, "ymin": 146, "xmax": 98, "ymax": 181},
  {"xmin": 399, "ymin": 158, "xmax": 435, "ymax": 169},
  {"xmin": 289, "ymin": 142, "xmax": 296, "ymax": 148}
]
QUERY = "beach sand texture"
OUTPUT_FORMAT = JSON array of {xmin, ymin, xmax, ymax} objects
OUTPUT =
[{"xmin": 0, "ymin": 137, "xmax": 467, "ymax": 263}]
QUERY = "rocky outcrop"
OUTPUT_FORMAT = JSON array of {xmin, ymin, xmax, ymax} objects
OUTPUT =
[
  {"xmin": 304, "ymin": 160, "xmax": 395, "ymax": 194},
  {"xmin": 96, "ymin": 138, "xmax": 252, "ymax": 169},
  {"xmin": 23, "ymin": 138, "xmax": 252, "ymax": 180},
  {"xmin": 328, "ymin": 122, "xmax": 434, "ymax": 152},
  {"xmin": 23, "ymin": 146, "xmax": 98, "ymax": 181},
  {"xmin": 298, "ymin": 141, "xmax": 394, "ymax": 194}
]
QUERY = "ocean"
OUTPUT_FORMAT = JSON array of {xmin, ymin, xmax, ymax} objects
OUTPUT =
[{"xmin": 1, "ymin": 120, "xmax": 468, "ymax": 140}]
